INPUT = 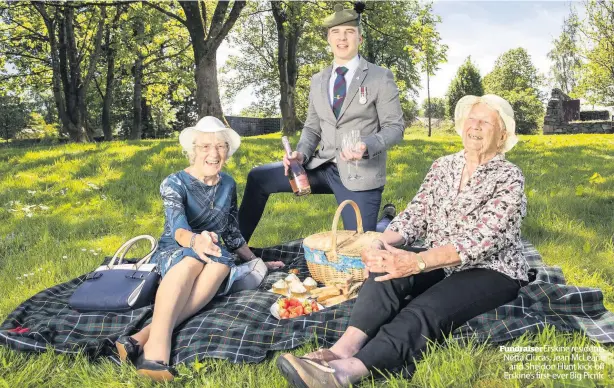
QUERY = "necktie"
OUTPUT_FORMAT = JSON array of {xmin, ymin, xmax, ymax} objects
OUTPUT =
[{"xmin": 333, "ymin": 66, "xmax": 349, "ymax": 118}]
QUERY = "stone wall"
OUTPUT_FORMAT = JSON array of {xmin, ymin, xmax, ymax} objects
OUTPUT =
[
  {"xmin": 225, "ymin": 116, "xmax": 282, "ymax": 137},
  {"xmin": 543, "ymin": 89, "xmax": 613, "ymax": 135},
  {"xmin": 580, "ymin": 111, "xmax": 611, "ymax": 121},
  {"xmin": 557, "ymin": 121, "xmax": 614, "ymax": 134}
]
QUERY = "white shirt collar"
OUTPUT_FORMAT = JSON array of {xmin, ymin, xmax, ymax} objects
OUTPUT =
[{"xmin": 332, "ymin": 55, "xmax": 360, "ymax": 75}]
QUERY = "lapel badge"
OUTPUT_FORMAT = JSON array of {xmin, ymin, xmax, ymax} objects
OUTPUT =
[{"xmin": 359, "ymin": 86, "xmax": 367, "ymax": 105}]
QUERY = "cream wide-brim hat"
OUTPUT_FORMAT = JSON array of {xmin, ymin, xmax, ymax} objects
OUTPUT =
[
  {"xmin": 179, "ymin": 116, "xmax": 241, "ymax": 157},
  {"xmin": 454, "ymin": 94, "xmax": 518, "ymax": 153}
]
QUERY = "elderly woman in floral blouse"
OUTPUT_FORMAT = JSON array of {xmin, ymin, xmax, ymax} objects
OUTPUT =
[
  {"xmin": 115, "ymin": 117, "xmax": 284, "ymax": 382},
  {"xmin": 277, "ymin": 95, "xmax": 530, "ymax": 387}
]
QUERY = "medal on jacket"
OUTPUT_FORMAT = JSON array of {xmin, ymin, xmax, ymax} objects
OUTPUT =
[{"xmin": 359, "ymin": 86, "xmax": 367, "ymax": 105}]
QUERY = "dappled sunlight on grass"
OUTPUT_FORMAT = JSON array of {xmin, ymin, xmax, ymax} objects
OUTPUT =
[{"xmin": 0, "ymin": 132, "xmax": 613, "ymax": 386}]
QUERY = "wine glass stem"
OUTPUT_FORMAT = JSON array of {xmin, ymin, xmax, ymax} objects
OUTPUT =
[{"xmin": 348, "ymin": 157, "xmax": 353, "ymax": 179}]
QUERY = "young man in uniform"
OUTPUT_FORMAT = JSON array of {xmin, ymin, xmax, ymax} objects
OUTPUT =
[{"xmin": 239, "ymin": 4, "xmax": 404, "ymax": 242}]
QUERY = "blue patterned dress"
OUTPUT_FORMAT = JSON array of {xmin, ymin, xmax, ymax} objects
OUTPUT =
[{"xmin": 151, "ymin": 171, "xmax": 247, "ymax": 293}]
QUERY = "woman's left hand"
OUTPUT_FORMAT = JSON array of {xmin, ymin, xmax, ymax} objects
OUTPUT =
[
  {"xmin": 265, "ymin": 261, "xmax": 285, "ymax": 270},
  {"xmin": 373, "ymin": 241, "xmax": 423, "ymax": 282}
]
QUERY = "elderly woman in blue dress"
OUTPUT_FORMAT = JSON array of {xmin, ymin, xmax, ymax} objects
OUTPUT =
[
  {"xmin": 277, "ymin": 95, "xmax": 531, "ymax": 387},
  {"xmin": 115, "ymin": 117, "xmax": 284, "ymax": 381}
]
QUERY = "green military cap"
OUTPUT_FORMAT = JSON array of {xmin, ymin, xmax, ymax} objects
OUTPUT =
[{"xmin": 322, "ymin": 3, "xmax": 360, "ymax": 28}]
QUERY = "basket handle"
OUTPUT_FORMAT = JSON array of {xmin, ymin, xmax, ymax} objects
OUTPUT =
[
  {"xmin": 330, "ymin": 200, "xmax": 364, "ymax": 257},
  {"xmin": 107, "ymin": 235, "xmax": 158, "ymax": 269}
]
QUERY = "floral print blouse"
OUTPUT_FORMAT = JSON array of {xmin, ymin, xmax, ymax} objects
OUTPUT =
[{"xmin": 388, "ymin": 151, "xmax": 529, "ymax": 281}]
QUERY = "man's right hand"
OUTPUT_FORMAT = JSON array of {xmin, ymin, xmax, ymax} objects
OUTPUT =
[{"xmin": 283, "ymin": 151, "xmax": 305, "ymax": 176}]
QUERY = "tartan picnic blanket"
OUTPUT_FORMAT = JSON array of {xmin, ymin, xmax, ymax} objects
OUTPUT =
[{"xmin": 1, "ymin": 239, "xmax": 613, "ymax": 367}]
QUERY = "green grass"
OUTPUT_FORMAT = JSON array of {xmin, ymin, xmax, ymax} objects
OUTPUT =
[{"xmin": 0, "ymin": 130, "xmax": 613, "ymax": 387}]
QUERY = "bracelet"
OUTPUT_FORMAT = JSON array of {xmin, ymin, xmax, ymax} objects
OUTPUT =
[
  {"xmin": 189, "ymin": 233, "xmax": 197, "ymax": 249},
  {"xmin": 248, "ymin": 253, "xmax": 257, "ymax": 261}
]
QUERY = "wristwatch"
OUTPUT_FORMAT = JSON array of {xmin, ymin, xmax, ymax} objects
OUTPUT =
[{"xmin": 416, "ymin": 253, "xmax": 427, "ymax": 272}]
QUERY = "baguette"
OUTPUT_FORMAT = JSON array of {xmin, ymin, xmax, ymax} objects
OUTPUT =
[
  {"xmin": 310, "ymin": 285, "xmax": 338, "ymax": 296},
  {"xmin": 316, "ymin": 289, "xmax": 342, "ymax": 302},
  {"xmin": 321, "ymin": 294, "xmax": 349, "ymax": 307}
]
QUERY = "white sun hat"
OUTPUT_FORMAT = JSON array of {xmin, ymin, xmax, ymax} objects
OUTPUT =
[
  {"xmin": 179, "ymin": 116, "xmax": 241, "ymax": 156},
  {"xmin": 454, "ymin": 94, "xmax": 518, "ymax": 153}
]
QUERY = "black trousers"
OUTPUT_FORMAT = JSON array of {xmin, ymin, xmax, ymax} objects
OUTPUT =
[
  {"xmin": 238, "ymin": 162, "xmax": 383, "ymax": 243},
  {"xmin": 351, "ymin": 267, "xmax": 526, "ymax": 375}
]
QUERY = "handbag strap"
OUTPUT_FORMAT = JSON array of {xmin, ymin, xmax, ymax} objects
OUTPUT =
[{"xmin": 107, "ymin": 235, "xmax": 158, "ymax": 268}]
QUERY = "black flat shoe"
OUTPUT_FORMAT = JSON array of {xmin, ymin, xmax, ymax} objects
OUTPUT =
[
  {"xmin": 115, "ymin": 336, "xmax": 142, "ymax": 364},
  {"xmin": 135, "ymin": 353, "xmax": 177, "ymax": 382},
  {"xmin": 381, "ymin": 203, "xmax": 396, "ymax": 219}
]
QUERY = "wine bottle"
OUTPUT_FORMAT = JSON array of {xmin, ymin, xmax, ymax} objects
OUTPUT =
[{"xmin": 282, "ymin": 136, "xmax": 311, "ymax": 196}]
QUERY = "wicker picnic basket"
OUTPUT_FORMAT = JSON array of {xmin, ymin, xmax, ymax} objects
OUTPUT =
[{"xmin": 302, "ymin": 200, "xmax": 382, "ymax": 285}]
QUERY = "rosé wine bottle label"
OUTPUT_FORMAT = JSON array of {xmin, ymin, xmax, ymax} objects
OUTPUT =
[{"xmin": 295, "ymin": 174, "xmax": 309, "ymax": 188}]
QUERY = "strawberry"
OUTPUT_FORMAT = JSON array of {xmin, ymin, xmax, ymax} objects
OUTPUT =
[{"xmin": 311, "ymin": 301, "xmax": 319, "ymax": 312}]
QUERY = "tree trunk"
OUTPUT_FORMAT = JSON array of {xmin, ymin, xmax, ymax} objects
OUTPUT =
[
  {"xmin": 272, "ymin": 1, "xmax": 302, "ymax": 135},
  {"xmin": 132, "ymin": 55, "xmax": 144, "ymax": 140},
  {"xmin": 59, "ymin": 8, "xmax": 88, "ymax": 142},
  {"xmin": 361, "ymin": 9, "xmax": 376, "ymax": 63},
  {"xmin": 102, "ymin": 47, "xmax": 115, "ymax": 141},
  {"xmin": 81, "ymin": 94, "xmax": 95, "ymax": 140},
  {"xmin": 1, "ymin": 116, "xmax": 8, "ymax": 141},
  {"xmin": 81, "ymin": 6, "xmax": 106, "ymax": 141},
  {"xmin": 179, "ymin": 0, "xmax": 246, "ymax": 119},
  {"xmin": 427, "ymin": 61, "xmax": 432, "ymax": 137},
  {"xmin": 142, "ymin": 96, "xmax": 152, "ymax": 138},
  {"xmin": 102, "ymin": 6, "xmax": 123, "ymax": 141},
  {"xmin": 34, "ymin": 4, "xmax": 81, "ymax": 141},
  {"xmin": 131, "ymin": 17, "xmax": 145, "ymax": 140},
  {"xmin": 194, "ymin": 53, "xmax": 224, "ymax": 119},
  {"xmin": 427, "ymin": 77, "xmax": 432, "ymax": 136},
  {"xmin": 36, "ymin": 4, "xmax": 104, "ymax": 142},
  {"xmin": 286, "ymin": 14, "xmax": 302, "ymax": 131}
]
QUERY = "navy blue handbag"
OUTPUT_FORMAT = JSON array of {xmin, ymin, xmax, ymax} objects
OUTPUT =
[{"xmin": 69, "ymin": 235, "xmax": 160, "ymax": 312}]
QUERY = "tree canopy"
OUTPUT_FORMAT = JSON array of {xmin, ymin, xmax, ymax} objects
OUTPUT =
[
  {"xmin": 483, "ymin": 48, "xmax": 544, "ymax": 135},
  {"xmin": 445, "ymin": 56, "xmax": 483, "ymax": 119},
  {"xmin": 574, "ymin": 0, "xmax": 614, "ymax": 105}
]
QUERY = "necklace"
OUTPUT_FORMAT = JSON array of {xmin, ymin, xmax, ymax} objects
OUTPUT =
[
  {"xmin": 210, "ymin": 181, "xmax": 219, "ymax": 209},
  {"xmin": 209, "ymin": 174, "xmax": 221, "ymax": 209},
  {"xmin": 186, "ymin": 168, "xmax": 220, "ymax": 209}
]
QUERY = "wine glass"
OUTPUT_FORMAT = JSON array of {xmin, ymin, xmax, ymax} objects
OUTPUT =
[
  {"xmin": 341, "ymin": 134, "xmax": 353, "ymax": 180},
  {"xmin": 342, "ymin": 130, "xmax": 363, "ymax": 181}
]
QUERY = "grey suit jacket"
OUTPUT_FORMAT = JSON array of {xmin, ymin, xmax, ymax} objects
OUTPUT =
[{"xmin": 296, "ymin": 56, "xmax": 405, "ymax": 191}]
